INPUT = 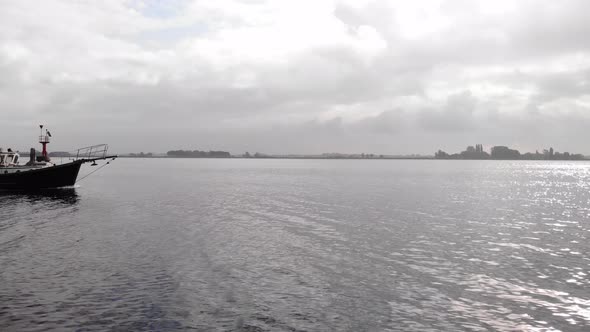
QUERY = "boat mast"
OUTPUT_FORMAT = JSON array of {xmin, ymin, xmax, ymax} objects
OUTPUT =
[{"xmin": 39, "ymin": 124, "xmax": 50, "ymax": 161}]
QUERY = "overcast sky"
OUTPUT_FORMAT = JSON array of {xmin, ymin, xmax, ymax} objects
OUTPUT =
[{"xmin": 1, "ymin": 0, "xmax": 589, "ymax": 155}]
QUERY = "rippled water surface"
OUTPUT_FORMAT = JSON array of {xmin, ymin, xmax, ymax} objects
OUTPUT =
[{"xmin": 1, "ymin": 159, "xmax": 590, "ymax": 331}]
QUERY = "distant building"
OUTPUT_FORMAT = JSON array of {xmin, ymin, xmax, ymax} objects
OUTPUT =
[
  {"xmin": 435, "ymin": 144, "xmax": 489, "ymax": 159},
  {"xmin": 460, "ymin": 144, "xmax": 489, "ymax": 159},
  {"xmin": 490, "ymin": 146, "xmax": 520, "ymax": 159},
  {"xmin": 436, "ymin": 144, "xmax": 585, "ymax": 160}
]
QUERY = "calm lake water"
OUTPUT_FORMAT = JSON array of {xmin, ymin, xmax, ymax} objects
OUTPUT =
[{"xmin": 1, "ymin": 159, "xmax": 590, "ymax": 331}]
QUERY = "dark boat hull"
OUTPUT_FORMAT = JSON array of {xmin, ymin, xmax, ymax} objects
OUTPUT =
[{"xmin": 0, "ymin": 161, "xmax": 83, "ymax": 190}]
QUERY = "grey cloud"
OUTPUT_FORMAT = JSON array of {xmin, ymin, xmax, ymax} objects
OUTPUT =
[
  {"xmin": 2, "ymin": 1, "xmax": 590, "ymax": 155},
  {"xmin": 417, "ymin": 91, "xmax": 478, "ymax": 132},
  {"xmin": 355, "ymin": 109, "xmax": 407, "ymax": 135},
  {"xmin": 532, "ymin": 69, "xmax": 590, "ymax": 103}
]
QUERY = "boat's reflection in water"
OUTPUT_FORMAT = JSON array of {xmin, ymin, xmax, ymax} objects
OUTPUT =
[{"xmin": 0, "ymin": 187, "xmax": 80, "ymax": 208}]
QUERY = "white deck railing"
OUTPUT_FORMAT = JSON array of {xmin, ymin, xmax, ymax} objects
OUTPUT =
[{"xmin": 73, "ymin": 144, "xmax": 109, "ymax": 160}]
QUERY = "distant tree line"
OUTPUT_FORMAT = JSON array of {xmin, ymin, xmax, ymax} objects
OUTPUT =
[
  {"xmin": 242, "ymin": 152, "xmax": 272, "ymax": 158},
  {"xmin": 128, "ymin": 152, "xmax": 153, "ymax": 157},
  {"xmin": 48, "ymin": 151, "xmax": 72, "ymax": 157},
  {"xmin": 321, "ymin": 153, "xmax": 389, "ymax": 159},
  {"xmin": 435, "ymin": 144, "xmax": 585, "ymax": 160},
  {"xmin": 167, "ymin": 150, "xmax": 231, "ymax": 158}
]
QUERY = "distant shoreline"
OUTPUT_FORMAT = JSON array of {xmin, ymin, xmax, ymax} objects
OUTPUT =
[
  {"xmin": 45, "ymin": 147, "xmax": 589, "ymax": 161},
  {"xmin": 115, "ymin": 155, "xmax": 590, "ymax": 161},
  {"xmin": 118, "ymin": 155, "xmax": 434, "ymax": 160},
  {"xmin": 115, "ymin": 145, "xmax": 589, "ymax": 161}
]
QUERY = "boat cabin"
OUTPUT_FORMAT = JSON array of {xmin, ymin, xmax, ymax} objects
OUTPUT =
[{"xmin": 0, "ymin": 149, "xmax": 19, "ymax": 167}]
